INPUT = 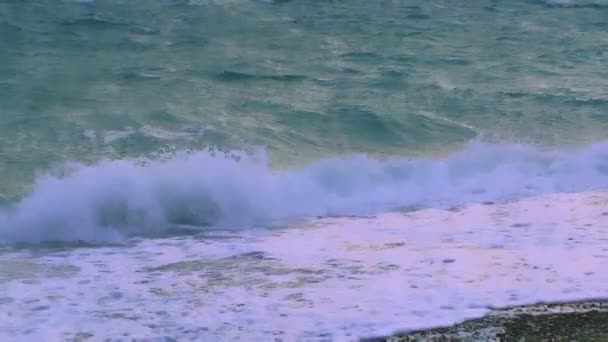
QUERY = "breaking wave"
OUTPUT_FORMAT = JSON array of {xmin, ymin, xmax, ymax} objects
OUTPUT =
[{"xmin": 2, "ymin": 142, "xmax": 608, "ymax": 243}]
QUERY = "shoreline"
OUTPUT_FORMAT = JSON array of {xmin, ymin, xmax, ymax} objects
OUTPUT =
[
  {"xmin": 366, "ymin": 300, "xmax": 608, "ymax": 341},
  {"xmin": 3, "ymin": 190, "xmax": 608, "ymax": 339}
]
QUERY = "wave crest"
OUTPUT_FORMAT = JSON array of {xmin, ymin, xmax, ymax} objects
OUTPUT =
[{"xmin": 2, "ymin": 142, "xmax": 608, "ymax": 243}]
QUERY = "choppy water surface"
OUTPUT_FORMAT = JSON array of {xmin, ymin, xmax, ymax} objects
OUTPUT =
[
  {"xmin": 2, "ymin": 0, "xmax": 608, "ymax": 196},
  {"xmin": 1, "ymin": 0, "xmax": 608, "ymax": 340}
]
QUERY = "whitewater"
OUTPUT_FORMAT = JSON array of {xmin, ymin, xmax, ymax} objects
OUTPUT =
[
  {"xmin": 3, "ymin": 190, "xmax": 608, "ymax": 340},
  {"xmin": 2, "ymin": 142, "xmax": 608, "ymax": 244},
  {"xmin": 2, "ymin": 0, "xmax": 608, "ymax": 340}
]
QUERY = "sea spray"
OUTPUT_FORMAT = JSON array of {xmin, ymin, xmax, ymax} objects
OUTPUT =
[{"xmin": 2, "ymin": 142, "xmax": 608, "ymax": 243}]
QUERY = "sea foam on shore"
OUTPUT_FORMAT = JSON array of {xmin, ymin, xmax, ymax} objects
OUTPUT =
[{"xmin": 2, "ymin": 190, "xmax": 608, "ymax": 340}]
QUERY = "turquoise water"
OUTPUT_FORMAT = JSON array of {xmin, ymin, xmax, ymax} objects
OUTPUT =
[
  {"xmin": 1, "ymin": 0, "xmax": 608, "ymax": 240},
  {"xmin": 3, "ymin": 1, "xmax": 608, "ymax": 340}
]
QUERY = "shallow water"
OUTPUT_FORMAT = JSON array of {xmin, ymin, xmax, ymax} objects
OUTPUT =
[{"xmin": 3, "ymin": 192, "xmax": 608, "ymax": 340}]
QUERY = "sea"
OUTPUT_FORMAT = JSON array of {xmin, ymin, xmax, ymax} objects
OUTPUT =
[{"xmin": 2, "ymin": 0, "xmax": 608, "ymax": 340}]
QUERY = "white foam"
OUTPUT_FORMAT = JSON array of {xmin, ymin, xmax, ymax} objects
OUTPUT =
[
  {"xmin": 2, "ymin": 142, "xmax": 608, "ymax": 243},
  {"xmin": 2, "ymin": 191, "xmax": 608, "ymax": 340},
  {"xmin": 102, "ymin": 127, "xmax": 136, "ymax": 144},
  {"xmin": 81, "ymin": 129, "xmax": 97, "ymax": 141},
  {"xmin": 139, "ymin": 125, "xmax": 195, "ymax": 140},
  {"xmin": 544, "ymin": 0, "xmax": 608, "ymax": 6}
]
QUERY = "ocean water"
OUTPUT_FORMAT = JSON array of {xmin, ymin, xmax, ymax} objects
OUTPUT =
[{"xmin": 2, "ymin": 0, "xmax": 608, "ymax": 340}]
